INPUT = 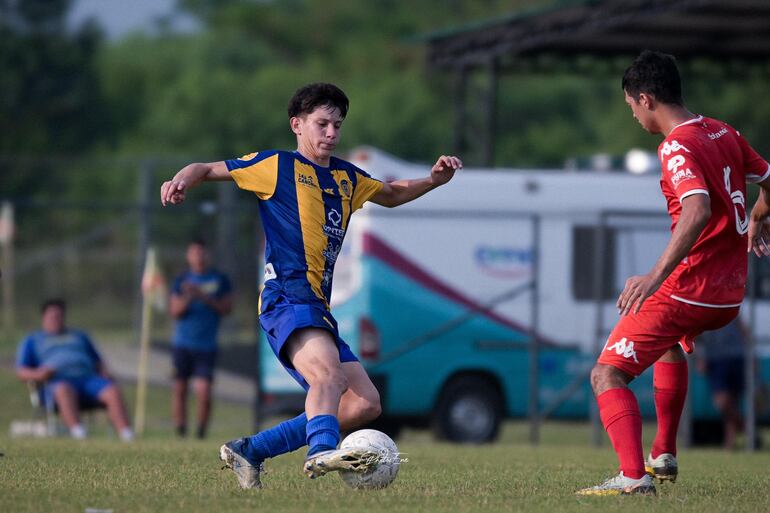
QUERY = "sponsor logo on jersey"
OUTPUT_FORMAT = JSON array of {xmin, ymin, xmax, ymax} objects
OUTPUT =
[
  {"xmin": 298, "ymin": 174, "xmax": 316, "ymax": 188},
  {"xmin": 708, "ymin": 127, "xmax": 728, "ymax": 140},
  {"xmin": 264, "ymin": 263, "xmax": 277, "ymax": 281},
  {"xmin": 323, "ymin": 241, "xmax": 342, "ymax": 264},
  {"xmin": 671, "ymin": 168, "xmax": 696, "ymax": 188},
  {"xmin": 604, "ymin": 337, "xmax": 639, "ymax": 363},
  {"xmin": 328, "ymin": 209, "xmax": 342, "ymax": 227},
  {"xmin": 322, "ymin": 209, "xmax": 345, "ymax": 240},
  {"xmin": 660, "ymin": 140, "xmax": 690, "ymax": 157}
]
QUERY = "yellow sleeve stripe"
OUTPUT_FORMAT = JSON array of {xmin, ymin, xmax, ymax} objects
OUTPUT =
[
  {"xmin": 351, "ymin": 176, "xmax": 384, "ymax": 212},
  {"xmin": 230, "ymin": 153, "xmax": 279, "ymax": 200}
]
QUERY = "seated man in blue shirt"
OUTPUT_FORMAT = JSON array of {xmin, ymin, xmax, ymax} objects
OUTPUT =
[
  {"xmin": 15, "ymin": 299, "xmax": 134, "ymax": 441},
  {"xmin": 170, "ymin": 239, "xmax": 232, "ymax": 439}
]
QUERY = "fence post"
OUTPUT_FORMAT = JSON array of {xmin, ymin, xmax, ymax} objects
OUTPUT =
[
  {"xmin": 0, "ymin": 202, "xmax": 15, "ymax": 338},
  {"xmin": 529, "ymin": 215, "xmax": 541, "ymax": 444}
]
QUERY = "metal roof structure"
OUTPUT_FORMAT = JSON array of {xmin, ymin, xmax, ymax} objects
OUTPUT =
[
  {"xmin": 418, "ymin": 0, "xmax": 770, "ymax": 166},
  {"xmin": 424, "ymin": 0, "xmax": 770, "ymax": 70}
]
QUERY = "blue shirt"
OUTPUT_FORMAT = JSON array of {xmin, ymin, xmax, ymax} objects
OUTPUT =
[
  {"xmin": 172, "ymin": 269, "xmax": 232, "ymax": 351},
  {"xmin": 225, "ymin": 150, "xmax": 382, "ymax": 311},
  {"xmin": 16, "ymin": 329, "xmax": 102, "ymax": 380}
]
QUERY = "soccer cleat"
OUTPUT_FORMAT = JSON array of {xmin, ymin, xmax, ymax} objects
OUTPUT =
[
  {"xmin": 219, "ymin": 439, "xmax": 263, "ymax": 489},
  {"xmin": 646, "ymin": 452, "xmax": 678, "ymax": 483},
  {"xmin": 303, "ymin": 447, "xmax": 379, "ymax": 479},
  {"xmin": 575, "ymin": 472, "xmax": 656, "ymax": 496}
]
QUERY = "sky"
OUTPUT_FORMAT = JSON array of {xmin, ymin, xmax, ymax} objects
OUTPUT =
[{"xmin": 68, "ymin": 0, "xmax": 200, "ymax": 39}]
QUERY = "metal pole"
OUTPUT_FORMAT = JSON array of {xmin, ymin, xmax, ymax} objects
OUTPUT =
[
  {"xmin": 253, "ymin": 221, "xmax": 265, "ymax": 433},
  {"xmin": 453, "ymin": 65, "xmax": 469, "ymax": 159},
  {"xmin": 482, "ymin": 58, "xmax": 499, "ymax": 167},
  {"xmin": 135, "ymin": 161, "xmax": 154, "ymax": 341},
  {"xmin": 1, "ymin": 202, "xmax": 15, "ymax": 338},
  {"xmin": 679, "ymin": 355, "xmax": 693, "ymax": 448},
  {"xmin": 529, "ymin": 215, "xmax": 541, "ymax": 445},
  {"xmin": 746, "ymin": 256, "xmax": 757, "ymax": 452},
  {"xmin": 591, "ymin": 214, "xmax": 608, "ymax": 446}
]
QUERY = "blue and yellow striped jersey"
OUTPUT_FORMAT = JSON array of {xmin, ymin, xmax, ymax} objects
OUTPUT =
[{"xmin": 226, "ymin": 150, "xmax": 383, "ymax": 310}]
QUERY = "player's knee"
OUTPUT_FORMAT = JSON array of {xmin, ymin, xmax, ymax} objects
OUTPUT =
[
  {"xmin": 53, "ymin": 382, "xmax": 76, "ymax": 399},
  {"xmin": 590, "ymin": 364, "xmax": 612, "ymax": 395},
  {"xmin": 361, "ymin": 396, "xmax": 382, "ymax": 423},
  {"xmin": 591, "ymin": 364, "xmax": 631, "ymax": 395},
  {"xmin": 308, "ymin": 367, "xmax": 349, "ymax": 395}
]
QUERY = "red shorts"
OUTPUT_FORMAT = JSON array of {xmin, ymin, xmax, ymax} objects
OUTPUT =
[{"xmin": 597, "ymin": 291, "xmax": 739, "ymax": 376}]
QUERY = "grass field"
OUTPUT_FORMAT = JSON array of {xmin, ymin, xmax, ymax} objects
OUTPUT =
[{"xmin": 2, "ymin": 370, "xmax": 770, "ymax": 512}]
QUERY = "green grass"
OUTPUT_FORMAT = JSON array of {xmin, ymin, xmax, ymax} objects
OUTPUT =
[
  {"xmin": 2, "ymin": 368, "xmax": 770, "ymax": 512},
  {"xmin": 3, "ymin": 436, "xmax": 770, "ymax": 513}
]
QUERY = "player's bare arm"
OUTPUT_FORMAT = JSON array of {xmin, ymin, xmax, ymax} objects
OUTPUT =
[
  {"xmin": 370, "ymin": 155, "xmax": 462, "ymax": 208},
  {"xmin": 748, "ymin": 178, "xmax": 770, "ymax": 257},
  {"xmin": 160, "ymin": 161, "xmax": 231, "ymax": 206},
  {"xmin": 618, "ymin": 194, "xmax": 711, "ymax": 315}
]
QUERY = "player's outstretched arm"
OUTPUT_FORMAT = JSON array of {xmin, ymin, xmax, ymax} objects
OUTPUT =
[
  {"xmin": 370, "ymin": 155, "xmax": 462, "ymax": 208},
  {"xmin": 617, "ymin": 194, "xmax": 711, "ymax": 315},
  {"xmin": 160, "ymin": 161, "xmax": 231, "ymax": 206},
  {"xmin": 748, "ymin": 178, "xmax": 770, "ymax": 257}
]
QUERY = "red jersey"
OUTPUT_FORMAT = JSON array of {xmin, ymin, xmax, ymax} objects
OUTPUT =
[{"xmin": 657, "ymin": 116, "xmax": 769, "ymax": 307}]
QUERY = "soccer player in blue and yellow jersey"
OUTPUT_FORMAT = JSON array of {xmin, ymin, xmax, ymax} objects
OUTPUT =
[{"xmin": 160, "ymin": 83, "xmax": 461, "ymax": 489}]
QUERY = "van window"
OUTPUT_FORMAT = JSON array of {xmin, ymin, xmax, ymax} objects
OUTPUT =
[{"xmin": 572, "ymin": 226, "xmax": 617, "ymax": 300}]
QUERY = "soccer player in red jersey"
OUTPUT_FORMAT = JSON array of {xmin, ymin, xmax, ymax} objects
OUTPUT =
[{"xmin": 577, "ymin": 50, "xmax": 770, "ymax": 496}]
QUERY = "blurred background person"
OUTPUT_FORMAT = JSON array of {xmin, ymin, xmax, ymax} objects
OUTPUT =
[
  {"xmin": 696, "ymin": 317, "xmax": 755, "ymax": 450},
  {"xmin": 170, "ymin": 239, "xmax": 232, "ymax": 439},
  {"xmin": 15, "ymin": 299, "xmax": 134, "ymax": 441}
]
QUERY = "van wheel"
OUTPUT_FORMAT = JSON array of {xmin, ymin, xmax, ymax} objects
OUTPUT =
[{"xmin": 432, "ymin": 376, "xmax": 503, "ymax": 443}]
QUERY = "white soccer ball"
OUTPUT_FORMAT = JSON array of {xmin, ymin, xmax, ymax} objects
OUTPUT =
[{"xmin": 338, "ymin": 429, "xmax": 400, "ymax": 490}]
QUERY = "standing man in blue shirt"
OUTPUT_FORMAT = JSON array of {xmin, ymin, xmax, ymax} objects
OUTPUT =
[
  {"xmin": 15, "ymin": 299, "xmax": 134, "ymax": 441},
  {"xmin": 170, "ymin": 239, "xmax": 233, "ymax": 439},
  {"xmin": 161, "ymin": 83, "xmax": 461, "ymax": 488}
]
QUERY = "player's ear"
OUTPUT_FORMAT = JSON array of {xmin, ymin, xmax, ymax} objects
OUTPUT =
[
  {"xmin": 290, "ymin": 116, "xmax": 302, "ymax": 136},
  {"xmin": 638, "ymin": 92, "xmax": 654, "ymax": 111}
]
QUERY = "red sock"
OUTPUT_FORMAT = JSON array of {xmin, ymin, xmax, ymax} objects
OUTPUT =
[
  {"xmin": 650, "ymin": 360, "xmax": 688, "ymax": 458},
  {"xmin": 597, "ymin": 388, "xmax": 645, "ymax": 479}
]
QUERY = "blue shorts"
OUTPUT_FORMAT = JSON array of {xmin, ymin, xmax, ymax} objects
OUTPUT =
[
  {"xmin": 49, "ymin": 375, "xmax": 113, "ymax": 407},
  {"xmin": 172, "ymin": 346, "xmax": 217, "ymax": 380},
  {"xmin": 259, "ymin": 295, "xmax": 358, "ymax": 391},
  {"xmin": 706, "ymin": 357, "xmax": 744, "ymax": 395}
]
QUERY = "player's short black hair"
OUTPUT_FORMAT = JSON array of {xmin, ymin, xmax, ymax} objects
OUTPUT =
[
  {"xmin": 288, "ymin": 83, "xmax": 349, "ymax": 119},
  {"xmin": 189, "ymin": 237, "xmax": 206, "ymax": 247},
  {"xmin": 41, "ymin": 298, "xmax": 66, "ymax": 314},
  {"xmin": 622, "ymin": 50, "xmax": 684, "ymax": 106}
]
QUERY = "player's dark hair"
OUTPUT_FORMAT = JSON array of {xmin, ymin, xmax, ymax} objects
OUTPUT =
[
  {"xmin": 189, "ymin": 237, "xmax": 206, "ymax": 247},
  {"xmin": 41, "ymin": 298, "xmax": 66, "ymax": 314},
  {"xmin": 622, "ymin": 50, "xmax": 684, "ymax": 106},
  {"xmin": 288, "ymin": 83, "xmax": 349, "ymax": 119}
]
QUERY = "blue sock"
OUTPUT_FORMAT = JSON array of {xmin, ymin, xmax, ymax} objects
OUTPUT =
[
  {"xmin": 242, "ymin": 413, "xmax": 308, "ymax": 463},
  {"xmin": 306, "ymin": 414, "xmax": 340, "ymax": 457}
]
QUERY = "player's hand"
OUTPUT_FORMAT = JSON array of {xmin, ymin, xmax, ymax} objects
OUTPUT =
[
  {"xmin": 747, "ymin": 218, "xmax": 770, "ymax": 257},
  {"xmin": 160, "ymin": 178, "xmax": 188, "ymax": 206},
  {"xmin": 430, "ymin": 155, "xmax": 462, "ymax": 186},
  {"xmin": 617, "ymin": 273, "xmax": 662, "ymax": 316}
]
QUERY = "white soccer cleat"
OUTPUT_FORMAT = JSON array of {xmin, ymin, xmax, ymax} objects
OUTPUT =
[
  {"xmin": 219, "ymin": 440, "xmax": 263, "ymax": 489},
  {"xmin": 646, "ymin": 452, "xmax": 678, "ymax": 483},
  {"xmin": 575, "ymin": 471, "xmax": 656, "ymax": 496},
  {"xmin": 303, "ymin": 447, "xmax": 379, "ymax": 479}
]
